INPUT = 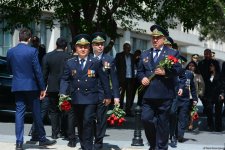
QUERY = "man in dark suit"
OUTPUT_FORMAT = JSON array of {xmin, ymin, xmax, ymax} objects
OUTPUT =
[
  {"xmin": 6, "ymin": 28, "xmax": 56, "ymax": 150},
  {"xmin": 137, "ymin": 25, "xmax": 183, "ymax": 150},
  {"xmin": 91, "ymin": 32, "xmax": 120, "ymax": 150},
  {"xmin": 60, "ymin": 34, "xmax": 111, "ymax": 150},
  {"xmin": 115, "ymin": 42, "xmax": 135, "ymax": 116},
  {"xmin": 42, "ymin": 37, "xmax": 70, "ymax": 139}
]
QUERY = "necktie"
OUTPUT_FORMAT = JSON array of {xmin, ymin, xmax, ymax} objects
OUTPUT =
[
  {"xmin": 80, "ymin": 59, "xmax": 85, "ymax": 70},
  {"xmin": 153, "ymin": 49, "xmax": 160, "ymax": 62}
]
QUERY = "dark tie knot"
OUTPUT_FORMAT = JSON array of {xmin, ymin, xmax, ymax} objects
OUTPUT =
[
  {"xmin": 155, "ymin": 49, "xmax": 160, "ymax": 53},
  {"xmin": 80, "ymin": 59, "xmax": 85, "ymax": 63}
]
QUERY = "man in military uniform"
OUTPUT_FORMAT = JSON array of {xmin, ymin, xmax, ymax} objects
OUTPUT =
[
  {"xmin": 169, "ymin": 55, "xmax": 194, "ymax": 147},
  {"xmin": 60, "ymin": 34, "xmax": 112, "ymax": 150},
  {"xmin": 164, "ymin": 36, "xmax": 174, "ymax": 49},
  {"xmin": 91, "ymin": 32, "xmax": 120, "ymax": 149},
  {"xmin": 137, "ymin": 25, "xmax": 183, "ymax": 150},
  {"xmin": 176, "ymin": 56, "xmax": 198, "ymax": 143},
  {"xmin": 164, "ymin": 36, "xmax": 183, "ymax": 147}
]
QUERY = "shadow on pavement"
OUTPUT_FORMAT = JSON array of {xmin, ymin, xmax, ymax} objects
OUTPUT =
[{"xmin": 23, "ymin": 142, "xmax": 56, "ymax": 149}]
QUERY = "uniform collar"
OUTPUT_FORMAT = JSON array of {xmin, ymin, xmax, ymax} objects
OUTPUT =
[
  {"xmin": 78, "ymin": 56, "xmax": 88, "ymax": 61},
  {"xmin": 94, "ymin": 52, "xmax": 103, "ymax": 60},
  {"xmin": 153, "ymin": 46, "xmax": 163, "ymax": 51}
]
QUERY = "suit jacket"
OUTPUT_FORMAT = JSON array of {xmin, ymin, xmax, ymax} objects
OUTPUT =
[
  {"xmin": 205, "ymin": 73, "xmax": 221, "ymax": 101},
  {"xmin": 7, "ymin": 43, "xmax": 45, "ymax": 92},
  {"xmin": 115, "ymin": 52, "xmax": 135, "ymax": 84},
  {"xmin": 59, "ymin": 55, "xmax": 111, "ymax": 104},
  {"xmin": 42, "ymin": 49, "xmax": 70, "ymax": 93},
  {"xmin": 92, "ymin": 53, "xmax": 120, "ymax": 100},
  {"xmin": 137, "ymin": 46, "xmax": 183, "ymax": 99}
]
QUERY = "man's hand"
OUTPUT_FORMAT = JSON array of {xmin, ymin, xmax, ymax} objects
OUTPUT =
[
  {"xmin": 141, "ymin": 77, "xmax": 150, "ymax": 86},
  {"xmin": 193, "ymin": 100, "xmax": 198, "ymax": 106},
  {"xmin": 177, "ymin": 89, "xmax": 183, "ymax": 96},
  {"xmin": 40, "ymin": 90, "xmax": 46, "ymax": 100},
  {"xmin": 154, "ymin": 67, "xmax": 165, "ymax": 76},
  {"xmin": 219, "ymin": 94, "xmax": 224, "ymax": 100},
  {"xmin": 103, "ymin": 99, "xmax": 111, "ymax": 106},
  {"xmin": 114, "ymin": 98, "xmax": 120, "ymax": 105}
]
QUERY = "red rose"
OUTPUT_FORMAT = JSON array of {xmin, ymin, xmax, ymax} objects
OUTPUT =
[
  {"xmin": 193, "ymin": 112, "xmax": 199, "ymax": 121},
  {"xmin": 120, "ymin": 117, "xmax": 125, "ymax": 122},
  {"xmin": 111, "ymin": 114, "xmax": 115, "ymax": 118},
  {"xmin": 173, "ymin": 57, "xmax": 178, "ymax": 63},
  {"xmin": 168, "ymin": 55, "xmax": 173, "ymax": 60},
  {"xmin": 119, "ymin": 118, "xmax": 125, "ymax": 123},
  {"xmin": 60, "ymin": 101, "xmax": 71, "ymax": 111},
  {"xmin": 107, "ymin": 104, "xmax": 126, "ymax": 126},
  {"xmin": 114, "ymin": 116, "xmax": 118, "ymax": 121},
  {"xmin": 110, "ymin": 120, "xmax": 115, "ymax": 125}
]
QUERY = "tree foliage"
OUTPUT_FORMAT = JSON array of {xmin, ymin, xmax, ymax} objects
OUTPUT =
[{"xmin": 0, "ymin": 0, "xmax": 224, "ymax": 41}]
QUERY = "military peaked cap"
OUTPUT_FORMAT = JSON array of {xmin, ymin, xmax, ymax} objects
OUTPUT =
[{"xmin": 150, "ymin": 24, "xmax": 169, "ymax": 37}]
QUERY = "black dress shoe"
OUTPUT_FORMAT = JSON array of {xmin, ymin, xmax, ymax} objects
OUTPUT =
[
  {"xmin": 94, "ymin": 144, "xmax": 103, "ymax": 150},
  {"xmin": 170, "ymin": 136, "xmax": 177, "ymax": 147},
  {"xmin": 177, "ymin": 136, "xmax": 184, "ymax": 143},
  {"xmin": 16, "ymin": 143, "xmax": 23, "ymax": 150},
  {"xmin": 39, "ymin": 139, "xmax": 57, "ymax": 146},
  {"xmin": 67, "ymin": 140, "xmax": 76, "ymax": 147}
]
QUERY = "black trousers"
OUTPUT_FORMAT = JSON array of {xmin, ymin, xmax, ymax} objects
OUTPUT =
[
  {"xmin": 120, "ymin": 78, "xmax": 135, "ymax": 113},
  {"xmin": 142, "ymin": 99, "xmax": 172, "ymax": 150},
  {"xmin": 66, "ymin": 105, "xmax": 77, "ymax": 140},
  {"xmin": 176, "ymin": 98, "xmax": 190, "ymax": 138},
  {"xmin": 169, "ymin": 97, "xmax": 178, "ymax": 137},
  {"xmin": 48, "ymin": 92, "xmax": 61, "ymax": 136},
  {"xmin": 94, "ymin": 100, "xmax": 108, "ymax": 148},
  {"xmin": 205, "ymin": 98, "xmax": 223, "ymax": 131},
  {"xmin": 74, "ymin": 104, "xmax": 97, "ymax": 150}
]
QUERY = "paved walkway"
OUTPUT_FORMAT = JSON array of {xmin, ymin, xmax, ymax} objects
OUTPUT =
[
  {"xmin": 0, "ymin": 102, "xmax": 225, "ymax": 149},
  {"xmin": 0, "ymin": 129, "xmax": 224, "ymax": 150}
]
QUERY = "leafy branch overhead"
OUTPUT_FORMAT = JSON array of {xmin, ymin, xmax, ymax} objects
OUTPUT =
[{"xmin": 0, "ymin": 0, "xmax": 225, "ymax": 41}]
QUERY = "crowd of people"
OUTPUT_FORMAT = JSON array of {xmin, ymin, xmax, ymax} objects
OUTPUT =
[{"xmin": 6, "ymin": 26, "xmax": 225, "ymax": 150}]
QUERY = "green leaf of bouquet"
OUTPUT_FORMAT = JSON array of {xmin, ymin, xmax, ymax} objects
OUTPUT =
[{"xmin": 107, "ymin": 110, "xmax": 113, "ymax": 115}]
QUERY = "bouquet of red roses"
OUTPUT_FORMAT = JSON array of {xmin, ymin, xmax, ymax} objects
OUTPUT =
[
  {"xmin": 107, "ymin": 104, "xmax": 126, "ymax": 126},
  {"xmin": 191, "ymin": 105, "xmax": 199, "ymax": 121},
  {"xmin": 138, "ymin": 55, "xmax": 179, "ymax": 92},
  {"xmin": 58, "ymin": 94, "xmax": 72, "ymax": 111}
]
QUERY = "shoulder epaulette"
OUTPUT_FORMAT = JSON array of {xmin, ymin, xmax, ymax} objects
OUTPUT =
[{"xmin": 67, "ymin": 57, "xmax": 76, "ymax": 61}]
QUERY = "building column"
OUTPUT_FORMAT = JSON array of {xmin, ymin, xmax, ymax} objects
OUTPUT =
[
  {"xmin": 46, "ymin": 20, "xmax": 61, "ymax": 52},
  {"xmin": 119, "ymin": 30, "xmax": 131, "ymax": 52}
]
